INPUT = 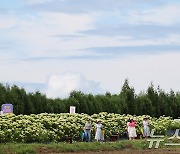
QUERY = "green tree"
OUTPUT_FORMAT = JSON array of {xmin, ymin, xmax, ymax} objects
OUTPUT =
[
  {"xmin": 120, "ymin": 79, "xmax": 137, "ymax": 114},
  {"xmin": 147, "ymin": 83, "xmax": 160, "ymax": 117}
]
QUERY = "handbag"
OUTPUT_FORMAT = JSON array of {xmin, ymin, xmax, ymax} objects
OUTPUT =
[{"xmin": 81, "ymin": 131, "xmax": 85, "ymax": 141}]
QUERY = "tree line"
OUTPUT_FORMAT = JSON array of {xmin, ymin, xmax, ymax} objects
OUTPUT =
[{"xmin": 0, "ymin": 80, "xmax": 180, "ymax": 118}]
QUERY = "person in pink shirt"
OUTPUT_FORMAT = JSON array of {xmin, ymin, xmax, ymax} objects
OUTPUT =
[{"xmin": 128, "ymin": 118, "xmax": 137, "ymax": 140}]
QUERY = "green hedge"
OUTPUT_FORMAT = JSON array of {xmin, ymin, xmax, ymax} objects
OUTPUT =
[{"xmin": 0, "ymin": 112, "xmax": 179, "ymax": 143}]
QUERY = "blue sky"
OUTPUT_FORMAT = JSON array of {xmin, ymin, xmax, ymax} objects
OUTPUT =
[{"xmin": 0, "ymin": 0, "xmax": 180, "ymax": 98}]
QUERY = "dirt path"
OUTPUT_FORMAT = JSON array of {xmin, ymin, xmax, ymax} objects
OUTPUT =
[{"xmin": 37, "ymin": 148, "xmax": 180, "ymax": 154}]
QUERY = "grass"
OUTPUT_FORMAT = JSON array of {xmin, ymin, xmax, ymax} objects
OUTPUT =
[
  {"xmin": 0, "ymin": 143, "xmax": 36, "ymax": 154},
  {"xmin": 0, "ymin": 139, "xmax": 179, "ymax": 154}
]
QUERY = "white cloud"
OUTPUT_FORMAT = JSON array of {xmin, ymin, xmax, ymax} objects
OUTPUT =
[
  {"xmin": 1, "ymin": 0, "xmax": 180, "ymax": 99},
  {"xmin": 40, "ymin": 12, "xmax": 96, "ymax": 34},
  {"xmin": 2, "ymin": 6, "xmax": 180, "ymax": 60},
  {"xmin": 2, "ymin": 12, "xmax": 97, "ymax": 56},
  {"xmin": 1, "ymin": 52, "xmax": 180, "ymax": 97},
  {"xmin": 130, "ymin": 4, "xmax": 180, "ymax": 25},
  {"xmin": 46, "ymin": 72, "xmax": 103, "ymax": 98},
  {"xmin": 0, "ymin": 16, "xmax": 17, "ymax": 29},
  {"xmin": 24, "ymin": 0, "xmax": 52, "ymax": 5}
]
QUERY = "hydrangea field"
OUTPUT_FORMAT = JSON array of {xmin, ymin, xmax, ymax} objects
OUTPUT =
[{"xmin": 0, "ymin": 112, "xmax": 179, "ymax": 143}]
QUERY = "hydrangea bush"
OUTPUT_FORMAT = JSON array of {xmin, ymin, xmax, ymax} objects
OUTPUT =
[{"xmin": 0, "ymin": 112, "xmax": 179, "ymax": 142}]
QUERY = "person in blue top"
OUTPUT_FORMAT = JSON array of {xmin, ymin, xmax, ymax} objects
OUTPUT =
[{"xmin": 84, "ymin": 119, "xmax": 92, "ymax": 142}]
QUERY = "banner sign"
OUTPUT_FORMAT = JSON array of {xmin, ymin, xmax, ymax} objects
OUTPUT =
[
  {"xmin": 70, "ymin": 106, "xmax": 76, "ymax": 114},
  {"xmin": 1, "ymin": 104, "xmax": 13, "ymax": 114}
]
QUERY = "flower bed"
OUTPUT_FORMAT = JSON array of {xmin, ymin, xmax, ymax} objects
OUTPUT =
[{"xmin": 0, "ymin": 112, "xmax": 179, "ymax": 142}]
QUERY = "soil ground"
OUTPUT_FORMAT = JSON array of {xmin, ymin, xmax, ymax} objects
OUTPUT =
[{"xmin": 37, "ymin": 148, "xmax": 180, "ymax": 154}]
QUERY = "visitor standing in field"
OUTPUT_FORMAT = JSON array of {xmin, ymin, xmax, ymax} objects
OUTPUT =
[
  {"xmin": 95, "ymin": 119, "xmax": 104, "ymax": 141},
  {"xmin": 143, "ymin": 117, "xmax": 150, "ymax": 138},
  {"xmin": 126, "ymin": 118, "xmax": 130, "ymax": 139},
  {"xmin": 128, "ymin": 118, "xmax": 137, "ymax": 140},
  {"xmin": 84, "ymin": 118, "xmax": 92, "ymax": 142}
]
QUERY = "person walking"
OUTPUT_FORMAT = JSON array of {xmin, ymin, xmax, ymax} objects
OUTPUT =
[{"xmin": 84, "ymin": 118, "xmax": 92, "ymax": 142}]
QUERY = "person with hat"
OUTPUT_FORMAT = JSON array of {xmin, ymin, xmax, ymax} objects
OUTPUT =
[
  {"xmin": 84, "ymin": 118, "xmax": 92, "ymax": 142},
  {"xmin": 95, "ymin": 119, "xmax": 104, "ymax": 141},
  {"xmin": 143, "ymin": 117, "xmax": 150, "ymax": 138}
]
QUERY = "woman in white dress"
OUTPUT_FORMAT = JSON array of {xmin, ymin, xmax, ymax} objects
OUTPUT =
[
  {"xmin": 95, "ymin": 120, "xmax": 103, "ymax": 141},
  {"xmin": 143, "ymin": 118, "xmax": 150, "ymax": 138}
]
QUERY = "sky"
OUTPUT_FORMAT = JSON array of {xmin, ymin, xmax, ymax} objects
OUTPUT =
[{"xmin": 0, "ymin": 0, "xmax": 180, "ymax": 98}]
